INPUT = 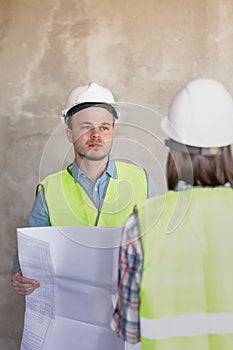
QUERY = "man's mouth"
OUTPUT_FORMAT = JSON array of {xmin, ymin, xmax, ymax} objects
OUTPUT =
[{"xmin": 88, "ymin": 143, "xmax": 103, "ymax": 148}]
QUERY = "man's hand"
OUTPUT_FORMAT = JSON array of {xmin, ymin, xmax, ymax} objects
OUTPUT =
[{"xmin": 11, "ymin": 269, "xmax": 40, "ymax": 295}]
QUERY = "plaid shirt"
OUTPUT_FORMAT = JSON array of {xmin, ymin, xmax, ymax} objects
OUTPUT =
[{"xmin": 111, "ymin": 209, "xmax": 143, "ymax": 344}]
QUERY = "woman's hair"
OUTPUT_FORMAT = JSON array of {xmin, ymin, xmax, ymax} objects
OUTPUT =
[{"xmin": 167, "ymin": 145, "xmax": 233, "ymax": 190}]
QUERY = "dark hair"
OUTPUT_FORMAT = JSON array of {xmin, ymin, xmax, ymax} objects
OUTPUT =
[{"xmin": 167, "ymin": 145, "xmax": 233, "ymax": 190}]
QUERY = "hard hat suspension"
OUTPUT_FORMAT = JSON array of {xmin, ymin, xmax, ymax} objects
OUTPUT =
[{"xmin": 165, "ymin": 139, "xmax": 225, "ymax": 156}]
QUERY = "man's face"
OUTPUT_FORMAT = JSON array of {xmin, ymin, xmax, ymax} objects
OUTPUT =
[{"xmin": 66, "ymin": 107, "xmax": 114, "ymax": 163}]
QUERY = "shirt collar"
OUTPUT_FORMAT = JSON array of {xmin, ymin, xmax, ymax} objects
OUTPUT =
[
  {"xmin": 105, "ymin": 157, "xmax": 118, "ymax": 179},
  {"xmin": 70, "ymin": 156, "xmax": 118, "ymax": 183},
  {"xmin": 174, "ymin": 180, "xmax": 231, "ymax": 191},
  {"xmin": 174, "ymin": 180, "xmax": 193, "ymax": 191}
]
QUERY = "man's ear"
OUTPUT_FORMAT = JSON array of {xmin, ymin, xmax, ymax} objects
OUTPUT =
[{"xmin": 66, "ymin": 128, "xmax": 73, "ymax": 143}]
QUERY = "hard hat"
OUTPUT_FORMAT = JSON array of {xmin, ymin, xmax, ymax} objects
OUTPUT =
[
  {"xmin": 161, "ymin": 78, "xmax": 233, "ymax": 148},
  {"xmin": 62, "ymin": 82, "xmax": 119, "ymax": 124}
]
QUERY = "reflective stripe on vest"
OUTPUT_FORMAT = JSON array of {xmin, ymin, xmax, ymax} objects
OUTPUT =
[
  {"xmin": 138, "ymin": 188, "xmax": 233, "ymax": 349},
  {"xmin": 141, "ymin": 312, "xmax": 233, "ymax": 339},
  {"xmin": 41, "ymin": 161, "xmax": 148, "ymax": 226}
]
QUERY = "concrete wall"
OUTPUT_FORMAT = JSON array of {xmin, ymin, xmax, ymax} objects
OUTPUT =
[{"xmin": 1, "ymin": 0, "xmax": 233, "ymax": 348}]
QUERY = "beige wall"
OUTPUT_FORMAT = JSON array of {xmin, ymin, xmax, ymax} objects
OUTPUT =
[{"xmin": 1, "ymin": 0, "xmax": 233, "ymax": 348}]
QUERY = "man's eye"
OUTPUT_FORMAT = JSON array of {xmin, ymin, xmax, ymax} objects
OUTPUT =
[
  {"xmin": 82, "ymin": 125, "xmax": 91, "ymax": 130},
  {"xmin": 101, "ymin": 126, "xmax": 109, "ymax": 131}
]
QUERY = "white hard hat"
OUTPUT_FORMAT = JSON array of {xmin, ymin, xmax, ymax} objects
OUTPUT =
[
  {"xmin": 161, "ymin": 78, "xmax": 233, "ymax": 148},
  {"xmin": 62, "ymin": 82, "xmax": 119, "ymax": 124}
]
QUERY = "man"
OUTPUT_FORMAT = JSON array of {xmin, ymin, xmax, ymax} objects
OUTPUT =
[{"xmin": 11, "ymin": 82, "xmax": 156, "ymax": 295}]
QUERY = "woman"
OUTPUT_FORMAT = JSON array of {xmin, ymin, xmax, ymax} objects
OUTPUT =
[{"xmin": 112, "ymin": 78, "xmax": 233, "ymax": 350}]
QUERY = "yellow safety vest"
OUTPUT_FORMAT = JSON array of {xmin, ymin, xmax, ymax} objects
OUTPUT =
[
  {"xmin": 137, "ymin": 187, "xmax": 233, "ymax": 350},
  {"xmin": 40, "ymin": 161, "xmax": 148, "ymax": 226}
]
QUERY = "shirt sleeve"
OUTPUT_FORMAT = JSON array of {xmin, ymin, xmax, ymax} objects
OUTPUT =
[
  {"xmin": 29, "ymin": 186, "xmax": 50, "ymax": 227},
  {"xmin": 11, "ymin": 186, "xmax": 50, "ymax": 274},
  {"xmin": 146, "ymin": 173, "xmax": 157, "ymax": 198},
  {"xmin": 111, "ymin": 210, "xmax": 143, "ymax": 344},
  {"xmin": 11, "ymin": 251, "xmax": 21, "ymax": 274}
]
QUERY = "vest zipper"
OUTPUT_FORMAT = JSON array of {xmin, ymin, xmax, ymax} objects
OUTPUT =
[{"xmin": 95, "ymin": 177, "xmax": 111, "ymax": 226}]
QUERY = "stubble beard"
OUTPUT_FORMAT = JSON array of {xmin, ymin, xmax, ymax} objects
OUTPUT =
[
  {"xmin": 77, "ymin": 151, "xmax": 109, "ymax": 162},
  {"xmin": 76, "ymin": 143, "xmax": 112, "ymax": 162}
]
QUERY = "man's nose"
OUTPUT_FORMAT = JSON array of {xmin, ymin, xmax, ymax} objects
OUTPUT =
[{"xmin": 90, "ymin": 127, "xmax": 100, "ymax": 138}]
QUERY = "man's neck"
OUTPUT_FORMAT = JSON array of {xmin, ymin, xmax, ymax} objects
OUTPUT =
[{"xmin": 75, "ymin": 157, "xmax": 109, "ymax": 181}]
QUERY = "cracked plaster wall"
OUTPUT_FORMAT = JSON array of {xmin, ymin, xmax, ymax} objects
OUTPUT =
[{"xmin": 1, "ymin": 0, "xmax": 233, "ymax": 348}]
